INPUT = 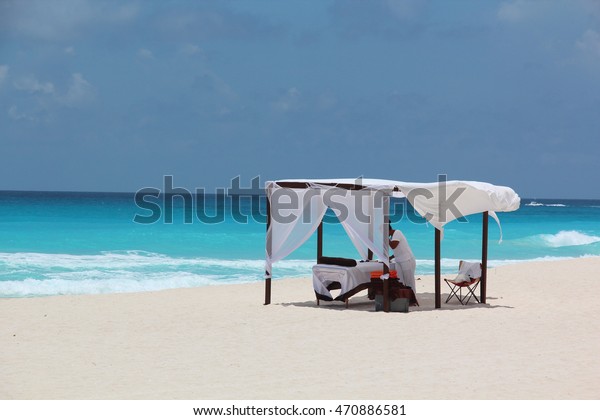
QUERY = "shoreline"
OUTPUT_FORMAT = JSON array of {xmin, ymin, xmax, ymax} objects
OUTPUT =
[
  {"xmin": 1, "ymin": 253, "xmax": 599, "ymax": 300},
  {"xmin": 1, "ymin": 257, "xmax": 599, "ymax": 399}
]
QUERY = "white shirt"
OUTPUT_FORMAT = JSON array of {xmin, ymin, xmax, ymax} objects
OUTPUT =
[{"xmin": 391, "ymin": 230, "xmax": 414, "ymax": 263}]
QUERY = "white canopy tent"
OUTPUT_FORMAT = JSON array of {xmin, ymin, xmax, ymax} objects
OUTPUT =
[{"xmin": 264, "ymin": 178, "xmax": 520, "ymax": 310}]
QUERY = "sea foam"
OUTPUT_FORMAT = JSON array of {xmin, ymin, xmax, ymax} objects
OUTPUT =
[
  {"xmin": 0, "ymin": 251, "xmax": 315, "ymax": 298},
  {"xmin": 525, "ymin": 201, "xmax": 567, "ymax": 207},
  {"xmin": 2, "ymin": 251, "xmax": 597, "ymax": 297},
  {"xmin": 539, "ymin": 230, "xmax": 600, "ymax": 247}
]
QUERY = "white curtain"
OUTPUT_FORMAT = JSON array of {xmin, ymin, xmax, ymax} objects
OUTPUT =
[
  {"xmin": 265, "ymin": 184, "xmax": 328, "ymax": 277},
  {"xmin": 265, "ymin": 183, "xmax": 393, "ymax": 278},
  {"xmin": 328, "ymin": 188, "xmax": 390, "ymax": 262}
]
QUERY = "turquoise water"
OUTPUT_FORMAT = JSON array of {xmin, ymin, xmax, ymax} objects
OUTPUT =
[{"xmin": 1, "ymin": 191, "xmax": 599, "ymax": 297}]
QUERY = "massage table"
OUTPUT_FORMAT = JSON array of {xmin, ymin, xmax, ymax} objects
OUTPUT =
[{"xmin": 312, "ymin": 261, "xmax": 387, "ymax": 303}]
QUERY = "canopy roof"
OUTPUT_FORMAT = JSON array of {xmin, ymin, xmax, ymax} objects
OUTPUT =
[{"xmin": 267, "ymin": 178, "xmax": 520, "ymax": 229}]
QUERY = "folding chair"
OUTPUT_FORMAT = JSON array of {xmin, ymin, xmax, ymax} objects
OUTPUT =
[{"xmin": 444, "ymin": 261, "xmax": 481, "ymax": 305}]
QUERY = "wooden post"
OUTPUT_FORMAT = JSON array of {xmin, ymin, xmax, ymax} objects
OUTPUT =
[
  {"xmin": 383, "ymin": 275, "xmax": 390, "ymax": 313},
  {"xmin": 383, "ymin": 199, "xmax": 390, "ymax": 312},
  {"xmin": 317, "ymin": 221, "xmax": 323, "ymax": 263},
  {"xmin": 368, "ymin": 194, "xmax": 374, "ymax": 261},
  {"xmin": 435, "ymin": 228, "xmax": 441, "ymax": 309},
  {"xmin": 481, "ymin": 211, "xmax": 489, "ymax": 304},
  {"xmin": 264, "ymin": 195, "xmax": 272, "ymax": 305}
]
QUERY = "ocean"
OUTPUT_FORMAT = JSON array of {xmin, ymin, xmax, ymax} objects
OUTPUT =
[{"xmin": 1, "ymin": 191, "xmax": 599, "ymax": 298}]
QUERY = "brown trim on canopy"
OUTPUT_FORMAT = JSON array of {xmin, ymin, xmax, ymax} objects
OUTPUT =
[
  {"xmin": 275, "ymin": 181, "xmax": 367, "ymax": 190},
  {"xmin": 273, "ymin": 181, "xmax": 402, "ymax": 193}
]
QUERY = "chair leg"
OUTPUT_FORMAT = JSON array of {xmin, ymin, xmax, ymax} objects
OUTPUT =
[
  {"xmin": 464, "ymin": 285, "xmax": 480, "ymax": 304},
  {"xmin": 446, "ymin": 288, "xmax": 456, "ymax": 303},
  {"xmin": 345, "ymin": 298, "xmax": 349, "ymax": 308},
  {"xmin": 445, "ymin": 280, "xmax": 461, "ymax": 304}
]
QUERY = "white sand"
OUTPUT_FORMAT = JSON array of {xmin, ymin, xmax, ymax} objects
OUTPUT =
[{"xmin": 1, "ymin": 257, "xmax": 599, "ymax": 399}]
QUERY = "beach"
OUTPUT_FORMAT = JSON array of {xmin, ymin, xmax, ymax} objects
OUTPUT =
[{"xmin": 1, "ymin": 257, "xmax": 599, "ymax": 400}]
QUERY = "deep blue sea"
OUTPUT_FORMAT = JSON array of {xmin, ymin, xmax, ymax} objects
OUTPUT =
[{"xmin": 1, "ymin": 191, "xmax": 599, "ymax": 297}]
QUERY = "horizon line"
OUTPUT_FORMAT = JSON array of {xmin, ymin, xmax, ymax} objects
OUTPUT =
[{"xmin": 0, "ymin": 189, "xmax": 598, "ymax": 201}]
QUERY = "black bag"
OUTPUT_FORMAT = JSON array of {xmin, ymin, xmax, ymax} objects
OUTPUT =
[{"xmin": 318, "ymin": 256, "xmax": 357, "ymax": 267}]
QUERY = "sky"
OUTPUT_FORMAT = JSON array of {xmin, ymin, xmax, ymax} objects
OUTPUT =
[{"xmin": 1, "ymin": 0, "xmax": 599, "ymax": 198}]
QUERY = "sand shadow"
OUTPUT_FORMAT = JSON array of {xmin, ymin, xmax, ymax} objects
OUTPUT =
[
  {"xmin": 279, "ymin": 292, "xmax": 513, "ymax": 312},
  {"xmin": 409, "ymin": 292, "xmax": 514, "ymax": 312}
]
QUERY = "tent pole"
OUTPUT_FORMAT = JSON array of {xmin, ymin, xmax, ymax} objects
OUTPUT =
[
  {"xmin": 317, "ymin": 221, "xmax": 323, "ymax": 263},
  {"xmin": 264, "ymin": 194, "xmax": 271, "ymax": 305},
  {"xmin": 435, "ymin": 228, "xmax": 441, "ymax": 309},
  {"xmin": 383, "ymin": 198, "xmax": 390, "ymax": 312},
  {"xmin": 368, "ymin": 196, "xmax": 374, "ymax": 261},
  {"xmin": 481, "ymin": 211, "xmax": 489, "ymax": 304}
]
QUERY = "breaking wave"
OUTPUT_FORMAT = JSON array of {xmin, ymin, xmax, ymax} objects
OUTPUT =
[
  {"xmin": 525, "ymin": 201, "xmax": 567, "ymax": 207},
  {"xmin": 0, "ymin": 251, "xmax": 314, "ymax": 298},
  {"xmin": 538, "ymin": 230, "xmax": 600, "ymax": 247}
]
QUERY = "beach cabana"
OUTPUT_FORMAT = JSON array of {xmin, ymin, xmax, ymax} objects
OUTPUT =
[{"xmin": 264, "ymin": 178, "xmax": 520, "ymax": 311}]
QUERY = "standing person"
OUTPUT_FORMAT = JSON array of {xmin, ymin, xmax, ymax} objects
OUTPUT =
[{"xmin": 389, "ymin": 222, "xmax": 417, "ymax": 294}]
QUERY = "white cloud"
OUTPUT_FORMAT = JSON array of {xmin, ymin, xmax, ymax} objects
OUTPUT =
[
  {"xmin": 14, "ymin": 76, "xmax": 55, "ymax": 94},
  {"xmin": 384, "ymin": 0, "xmax": 427, "ymax": 20},
  {"xmin": 497, "ymin": 0, "xmax": 526, "ymax": 22},
  {"xmin": 273, "ymin": 87, "xmax": 301, "ymax": 112},
  {"xmin": 3, "ymin": 0, "xmax": 140, "ymax": 40},
  {"xmin": 579, "ymin": 0, "xmax": 600, "ymax": 19},
  {"xmin": 64, "ymin": 46, "xmax": 75, "ymax": 55},
  {"xmin": 8, "ymin": 105, "xmax": 28, "ymax": 121},
  {"xmin": 194, "ymin": 70, "xmax": 238, "ymax": 102},
  {"xmin": 158, "ymin": 6, "xmax": 282, "ymax": 42},
  {"xmin": 192, "ymin": 70, "xmax": 239, "ymax": 117},
  {"xmin": 180, "ymin": 43, "xmax": 202, "ymax": 56},
  {"xmin": 137, "ymin": 48, "xmax": 154, "ymax": 59},
  {"xmin": 108, "ymin": 2, "xmax": 139, "ymax": 22},
  {"xmin": 59, "ymin": 73, "xmax": 95, "ymax": 106},
  {"xmin": 7, "ymin": 72, "xmax": 95, "ymax": 123},
  {"xmin": 576, "ymin": 29, "xmax": 600, "ymax": 57},
  {"xmin": 330, "ymin": 0, "xmax": 428, "ymax": 39},
  {"xmin": 0, "ymin": 65, "xmax": 8, "ymax": 86},
  {"xmin": 7, "ymin": 105, "xmax": 44, "ymax": 122},
  {"xmin": 317, "ymin": 92, "xmax": 337, "ymax": 111},
  {"xmin": 13, "ymin": 73, "xmax": 94, "ymax": 105}
]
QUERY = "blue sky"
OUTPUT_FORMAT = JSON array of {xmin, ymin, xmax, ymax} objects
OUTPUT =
[{"xmin": 1, "ymin": 0, "xmax": 599, "ymax": 198}]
